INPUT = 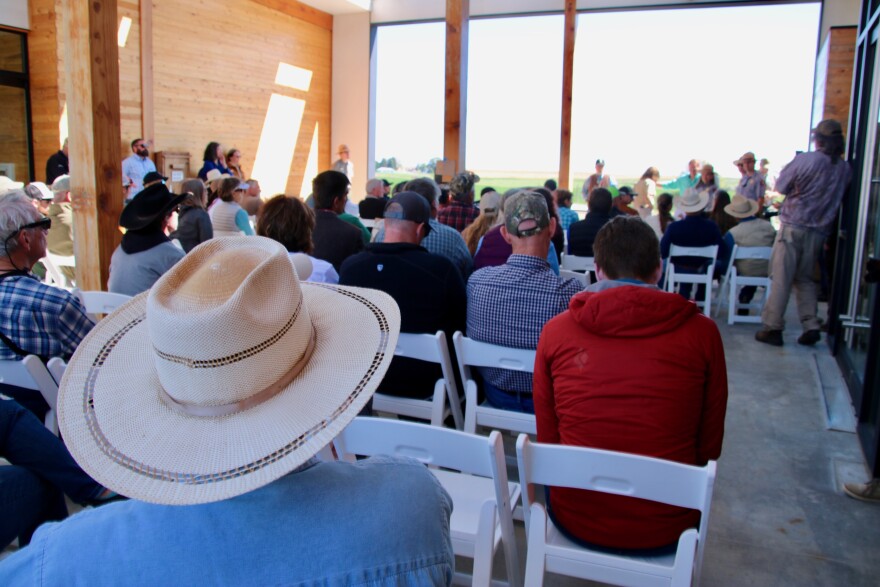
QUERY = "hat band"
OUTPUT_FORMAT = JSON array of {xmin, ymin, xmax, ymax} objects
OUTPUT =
[{"xmin": 158, "ymin": 328, "xmax": 316, "ymax": 418}]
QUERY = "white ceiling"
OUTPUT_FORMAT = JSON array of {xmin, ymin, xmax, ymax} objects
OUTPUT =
[{"xmin": 298, "ymin": 0, "xmax": 370, "ymax": 15}]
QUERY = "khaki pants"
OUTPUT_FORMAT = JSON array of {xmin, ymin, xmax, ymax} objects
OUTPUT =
[{"xmin": 761, "ymin": 225, "xmax": 825, "ymax": 332}]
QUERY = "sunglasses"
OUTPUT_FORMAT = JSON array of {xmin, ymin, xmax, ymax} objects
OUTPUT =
[{"xmin": 19, "ymin": 217, "xmax": 52, "ymax": 232}]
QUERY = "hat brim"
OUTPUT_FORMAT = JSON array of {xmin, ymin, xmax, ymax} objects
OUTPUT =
[
  {"xmin": 677, "ymin": 192, "xmax": 710, "ymax": 213},
  {"xmin": 58, "ymin": 282, "xmax": 400, "ymax": 505},
  {"xmin": 724, "ymin": 199, "xmax": 760, "ymax": 218},
  {"xmin": 120, "ymin": 193, "xmax": 186, "ymax": 230}
]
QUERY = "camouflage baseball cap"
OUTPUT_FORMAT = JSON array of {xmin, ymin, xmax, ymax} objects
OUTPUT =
[
  {"xmin": 504, "ymin": 191, "xmax": 550, "ymax": 237},
  {"xmin": 449, "ymin": 171, "xmax": 480, "ymax": 196}
]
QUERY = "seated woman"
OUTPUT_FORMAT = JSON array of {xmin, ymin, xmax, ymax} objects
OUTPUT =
[
  {"xmin": 209, "ymin": 177, "xmax": 255, "ymax": 237},
  {"xmin": 644, "ymin": 192, "xmax": 675, "ymax": 240},
  {"xmin": 108, "ymin": 183, "xmax": 185, "ymax": 296},
  {"xmin": 226, "ymin": 148, "xmax": 246, "ymax": 179},
  {"xmin": 197, "ymin": 142, "xmax": 231, "ymax": 181},
  {"xmin": 256, "ymin": 195, "xmax": 339, "ymax": 283},
  {"xmin": 170, "ymin": 178, "xmax": 213, "ymax": 253},
  {"xmin": 461, "ymin": 190, "xmax": 501, "ymax": 256}
]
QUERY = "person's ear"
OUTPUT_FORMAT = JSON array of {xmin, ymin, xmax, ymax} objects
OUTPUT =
[
  {"xmin": 549, "ymin": 216, "xmax": 557, "ymax": 233},
  {"xmin": 595, "ymin": 265, "xmax": 606, "ymax": 282}
]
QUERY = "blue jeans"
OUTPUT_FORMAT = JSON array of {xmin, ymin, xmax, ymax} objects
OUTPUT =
[
  {"xmin": 0, "ymin": 399, "xmax": 105, "ymax": 548},
  {"xmin": 483, "ymin": 380, "xmax": 534, "ymax": 413}
]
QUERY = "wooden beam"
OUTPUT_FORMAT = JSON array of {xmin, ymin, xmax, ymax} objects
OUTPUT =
[
  {"xmin": 251, "ymin": 0, "xmax": 333, "ymax": 31},
  {"xmin": 444, "ymin": 0, "xmax": 469, "ymax": 174},
  {"xmin": 558, "ymin": 0, "xmax": 576, "ymax": 190},
  {"xmin": 63, "ymin": 0, "xmax": 123, "ymax": 290},
  {"xmin": 140, "ymin": 0, "xmax": 154, "ymax": 144}
]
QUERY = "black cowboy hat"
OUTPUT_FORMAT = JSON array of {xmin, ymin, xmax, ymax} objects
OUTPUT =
[{"xmin": 120, "ymin": 183, "xmax": 185, "ymax": 230}]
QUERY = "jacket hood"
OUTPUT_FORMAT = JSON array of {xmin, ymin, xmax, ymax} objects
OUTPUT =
[{"xmin": 568, "ymin": 283, "xmax": 698, "ymax": 338}]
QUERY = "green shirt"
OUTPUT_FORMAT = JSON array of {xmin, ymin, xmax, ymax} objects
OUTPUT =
[{"xmin": 338, "ymin": 212, "xmax": 371, "ymax": 244}]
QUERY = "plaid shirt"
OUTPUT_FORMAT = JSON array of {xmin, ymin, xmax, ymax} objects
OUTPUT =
[
  {"xmin": 0, "ymin": 273, "xmax": 94, "ymax": 361},
  {"xmin": 467, "ymin": 254, "xmax": 581, "ymax": 393},
  {"xmin": 375, "ymin": 219, "xmax": 474, "ymax": 280},
  {"xmin": 558, "ymin": 207, "xmax": 579, "ymax": 232},
  {"xmin": 437, "ymin": 201, "xmax": 480, "ymax": 232},
  {"xmin": 776, "ymin": 151, "xmax": 851, "ymax": 235}
]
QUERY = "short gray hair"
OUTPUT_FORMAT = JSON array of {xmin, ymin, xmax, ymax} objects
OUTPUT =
[
  {"xmin": 403, "ymin": 177, "xmax": 440, "ymax": 205},
  {"xmin": 0, "ymin": 191, "xmax": 41, "ymax": 258},
  {"xmin": 365, "ymin": 178, "xmax": 384, "ymax": 193}
]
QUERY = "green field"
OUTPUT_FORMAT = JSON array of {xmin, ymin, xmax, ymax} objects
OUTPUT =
[{"xmin": 375, "ymin": 171, "xmax": 740, "ymax": 203}]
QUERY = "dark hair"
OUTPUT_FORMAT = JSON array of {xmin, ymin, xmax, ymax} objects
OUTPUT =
[
  {"xmin": 594, "ymin": 216, "xmax": 660, "ymax": 281},
  {"xmin": 710, "ymin": 190, "xmax": 737, "ymax": 235},
  {"xmin": 439, "ymin": 188, "xmax": 450, "ymax": 207},
  {"xmin": 203, "ymin": 142, "xmax": 221, "ymax": 163},
  {"xmin": 180, "ymin": 178, "xmax": 207, "ymax": 209},
  {"xmin": 816, "ymin": 134, "xmax": 845, "ymax": 162},
  {"xmin": 544, "ymin": 179, "xmax": 557, "ymax": 191},
  {"xmin": 555, "ymin": 189, "xmax": 573, "ymax": 208},
  {"xmin": 656, "ymin": 193, "xmax": 674, "ymax": 233},
  {"xmin": 130, "ymin": 138, "xmax": 144, "ymax": 149},
  {"xmin": 312, "ymin": 170, "xmax": 350, "ymax": 209},
  {"xmin": 535, "ymin": 188, "xmax": 559, "ymax": 221},
  {"xmin": 216, "ymin": 177, "xmax": 242, "ymax": 203},
  {"xmin": 404, "ymin": 177, "xmax": 439, "ymax": 205},
  {"xmin": 393, "ymin": 182, "xmax": 407, "ymax": 195},
  {"xmin": 480, "ymin": 186, "xmax": 497, "ymax": 196},
  {"xmin": 588, "ymin": 187, "xmax": 612, "ymax": 214},
  {"xmin": 256, "ymin": 195, "xmax": 315, "ymax": 254},
  {"xmin": 226, "ymin": 148, "xmax": 240, "ymax": 161}
]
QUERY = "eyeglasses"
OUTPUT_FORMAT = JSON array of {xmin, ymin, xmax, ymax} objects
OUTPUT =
[{"xmin": 18, "ymin": 217, "xmax": 52, "ymax": 232}]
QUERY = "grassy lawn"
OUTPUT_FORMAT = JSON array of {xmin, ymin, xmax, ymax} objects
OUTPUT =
[{"xmin": 375, "ymin": 171, "xmax": 741, "ymax": 203}]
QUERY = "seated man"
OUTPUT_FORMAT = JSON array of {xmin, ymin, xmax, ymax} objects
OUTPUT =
[
  {"xmin": 340, "ymin": 192, "xmax": 466, "ymax": 398},
  {"xmin": 0, "ymin": 237, "xmax": 454, "ymax": 585},
  {"xmin": 534, "ymin": 216, "xmax": 727, "ymax": 551},
  {"xmin": 660, "ymin": 188, "xmax": 729, "ymax": 302},
  {"xmin": 567, "ymin": 187, "xmax": 612, "ymax": 257},
  {"xmin": 609, "ymin": 186, "xmax": 639, "ymax": 217},
  {"xmin": 467, "ymin": 192, "xmax": 581, "ymax": 413},
  {"xmin": 725, "ymin": 195, "xmax": 776, "ymax": 310},
  {"xmin": 358, "ymin": 178, "xmax": 388, "ymax": 219},
  {"xmin": 0, "ymin": 191, "xmax": 94, "ymax": 420},
  {"xmin": 437, "ymin": 171, "xmax": 481, "ymax": 232},
  {"xmin": 311, "ymin": 170, "xmax": 365, "ymax": 271}
]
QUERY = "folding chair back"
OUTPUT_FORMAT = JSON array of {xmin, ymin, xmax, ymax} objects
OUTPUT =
[
  {"xmin": 371, "ymin": 331, "xmax": 463, "ymax": 428},
  {"xmin": 560, "ymin": 254, "xmax": 595, "ymax": 273},
  {"xmin": 559, "ymin": 269, "xmax": 590, "ymax": 288},
  {"xmin": 664, "ymin": 244, "xmax": 718, "ymax": 313},
  {"xmin": 73, "ymin": 289, "xmax": 133, "ymax": 318},
  {"xmin": 41, "ymin": 254, "xmax": 75, "ymax": 288},
  {"xmin": 0, "ymin": 356, "xmax": 60, "ymax": 435},
  {"xmin": 516, "ymin": 435, "xmax": 716, "ymax": 587},
  {"xmin": 334, "ymin": 417, "xmax": 522, "ymax": 587},
  {"xmin": 716, "ymin": 245, "xmax": 772, "ymax": 324},
  {"xmin": 452, "ymin": 332, "xmax": 536, "ymax": 435}
]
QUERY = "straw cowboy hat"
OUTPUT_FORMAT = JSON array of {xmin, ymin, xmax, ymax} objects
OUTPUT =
[
  {"xmin": 204, "ymin": 169, "xmax": 231, "ymax": 185},
  {"xmin": 724, "ymin": 195, "xmax": 760, "ymax": 218},
  {"xmin": 58, "ymin": 236, "xmax": 400, "ymax": 505},
  {"xmin": 677, "ymin": 188, "xmax": 710, "ymax": 213}
]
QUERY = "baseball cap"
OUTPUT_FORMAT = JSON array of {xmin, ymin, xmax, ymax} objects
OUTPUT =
[
  {"xmin": 616, "ymin": 186, "xmax": 635, "ymax": 198},
  {"xmin": 383, "ymin": 191, "xmax": 432, "ymax": 236},
  {"xmin": 51, "ymin": 175, "xmax": 71, "ymax": 194},
  {"xmin": 25, "ymin": 182, "xmax": 54, "ymax": 201},
  {"xmin": 449, "ymin": 171, "xmax": 480, "ymax": 196},
  {"xmin": 504, "ymin": 191, "xmax": 549, "ymax": 237},
  {"xmin": 596, "ymin": 158, "xmax": 605, "ymax": 166},
  {"xmin": 0, "ymin": 175, "xmax": 24, "ymax": 193}
]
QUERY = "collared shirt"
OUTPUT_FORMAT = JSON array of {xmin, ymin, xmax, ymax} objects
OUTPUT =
[
  {"xmin": 735, "ymin": 172, "xmax": 766, "ymax": 203},
  {"xmin": 0, "ymin": 456, "xmax": 455, "ymax": 586},
  {"xmin": 467, "ymin": 254, "xmax": 581, "ymax": 393},
  {"xmin": 558, "ymin": 206, "xmax": 579, "ymax": 231},
  {"xmin": 333, "ymin": 159, "xmax": 354, "ymax": 180},
  {"xmin": 121, "ymin": 154, "xmax": 157, "ymax": 196},
  {"xmin": 437, "ymin": 200, "xmax": 480, "ymax": 232},
  {"xmin": 374, "ymin": 219, "xmax": 474, "ymax": 280},
  {"xmin": 0, "ymin": 273, "xmax": 94, "ymax": 361},
  {"xmin": 775, "ymin": 151, "xmax": 851, "ymax": 235},
  {"xmin": 661, "ymin": 173, "xmax": 699, "ymax": 194}
]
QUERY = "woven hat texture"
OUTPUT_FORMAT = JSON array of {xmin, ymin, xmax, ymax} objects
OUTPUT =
[
  {"xmin": 677, "ymin": 188, "xmax": 710, "ymax": 213},
  {"xmin": 58, "ymin": 236, "xmax": 400, "ymax": 505},
  {"xmin": 724, "ymin": 195, "xmax": 759, "ymax": 218}
]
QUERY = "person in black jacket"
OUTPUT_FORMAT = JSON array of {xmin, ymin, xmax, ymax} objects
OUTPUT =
[
  {"xmin": 311, "ymin": 170, "xmax": 364, "ymax": 272},
  {"xmin": 568, "ymin": 188, "xmax": 613, "ymax": 257},
  {"xmin": 45, "ymin": 138, "xmax": 69, "ymax": 184}
]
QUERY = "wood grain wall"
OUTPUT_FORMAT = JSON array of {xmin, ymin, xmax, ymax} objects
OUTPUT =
[
  {"xmin": 813, "ymin": 26, "xmax": 856, "ymax": 135},
  {"xmin": 27, "ymin": 0, "xmax": 331, "ymax": 193}
]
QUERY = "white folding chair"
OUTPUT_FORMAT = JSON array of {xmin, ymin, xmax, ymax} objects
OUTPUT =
[
  {"xmin": 41, "ymin": 253, "xmax": 76, "ymax": 288},
  {"xmin": 452, "ymin": 332, "xmax": 536, "ymax": 436},
  {"xmin": 715, "ymin": 245, "xmax": 773, "ymax": 325},
  {"xmin": 72, "ymin": 289, "xmax": 132, "ymax": 319},
  {"xmin": 560, "ymin": 254, "xmax": 595, "ymax": 273},
  {"xmin": 516, "ymin": 435, "xmax": 716, "ymax": 587},
  {"xmin": 359, "ymin": 217, "xmax": 377, "ymax": 229},
  {"xmin": 0, "ymin": 356, "xmax": 60, "ymax": 435},
  {"xmin": 559, "ymin": 269, "xmax": 590, "ymax": 288},
  {"xmin": 334, "ymin": 417, "xmax": 522, "ymax": 587},
  {"xmin": 371, "ymin": 331, "xmax": 463, "ymax": 429},
  {"xmin": 664, "ymin": 245, "xmax": 719, "ymax": 314}
]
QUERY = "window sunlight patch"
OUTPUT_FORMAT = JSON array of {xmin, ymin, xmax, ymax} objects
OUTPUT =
[
  {"xmin": 118, "ymin": 16, "xmax": 132, "ymax": 48},
  {"xmin": 299, "ymin": 123, "xmax": 320, "ymax": 200},
  {"xmin": 275, "ymin": 63, "xmax": 313, "ymax": 92},
  {"xmin": 252, "ymin": 94, "xmax": 306, "ymax": 197}
]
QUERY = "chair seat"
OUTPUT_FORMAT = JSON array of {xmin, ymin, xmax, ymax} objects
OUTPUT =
[
  {"xmin": 544, "ymin": 521, "xmax": 678, "ymax": 571},
  {"xmin": 432, "ymin": 469, "xmax": 521, "ymax": 545},
  {"xmin": 472, "ymin": 401, "xmax": 536, "ymax": 435}
]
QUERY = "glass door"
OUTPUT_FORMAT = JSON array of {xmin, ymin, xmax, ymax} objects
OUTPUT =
[{"xmin": 0, "ymin": 30, "xmax": 32, "ymax": 182}]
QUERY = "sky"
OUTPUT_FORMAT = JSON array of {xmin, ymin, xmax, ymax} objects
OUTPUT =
[{"xmin": 374, "ymin": 2, "xmax": 822, "ymax": 180}]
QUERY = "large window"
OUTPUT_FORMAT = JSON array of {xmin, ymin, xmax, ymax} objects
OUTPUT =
[
  {"xmin": 0, "ymin": 30, "xmax": 31, "ymax": 183},
  {"xmin": 571, "ymin": 3, "xmax": 821, "ymax": 190}
]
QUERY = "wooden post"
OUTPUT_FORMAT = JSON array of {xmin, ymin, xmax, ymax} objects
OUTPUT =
[
  {"xmin": 559, "ymin": 0, "xmax": 577, "ymax": 190},
  {"xmin": 444, "ymin": 0, "xmax": 469, "ymax": 174},
  {"xmin": 63, "ymin": 0, "xmax": 123, "ymax": 290}
]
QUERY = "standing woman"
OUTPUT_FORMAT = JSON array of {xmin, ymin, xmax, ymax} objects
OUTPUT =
[
  {"xmin": 633, "ymin": 166, "xmax": 659, "ymax": 219},
  {"xmin": 208, "ymin": 177, "xmax": 254, "ymax": 237},
  {"xmin": 197, "ymin": 142, "xmax": 231, "ymax": 181},
  {"xmin": 226, "ymin": 148, "xmax": 246, "ymax": 179},
  {"xmin": 170, "ymin": 178, "xmax": 213, "ymax": 252}
]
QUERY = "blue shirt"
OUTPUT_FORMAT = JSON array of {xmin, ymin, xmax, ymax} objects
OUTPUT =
[
  {"xmin": 467, "ymin": 254, "xmax": 581, "ymax": 393},
  {"xmin": 558, "ymin": 207, "xmax": 579, "ymax": 231},
  {"xmin": 775, "ymin": 150, "xmax": 851, "ymax": 235},
  {"xmin": 121, "ymin": 154, "xmax": 157, "ymax": 196},
  {"xmin": 735, "ymin": 172, "xmax": 766, "ymax": 203},
  {"xmin": 0, "ymin": 273, "xmax": 94, "ymax": 361},
  {"xmin": 0, "ymin": 456, "xmax": 455, "ymax": 586},
  {"xmin": 376, "ymin": 219, "xmax": 474, "ymax": 280}
]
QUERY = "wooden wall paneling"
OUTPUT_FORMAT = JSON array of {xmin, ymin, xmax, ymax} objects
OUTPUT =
[
  {"xmin": 824, "ymin": 27, "xmax": 857, "ymax": 131},
  {"xmin": 444, "ymin": 0, "xmax": 468, "ymax": 174},
  {"xmin": 558, "ymin": 0, "xmax": 576, "ymax": 190},
  {"xmin": 63, "ymin": 0, "xmax": 123, "ymax": 290},
  {"xmin": 151, "ymin": 0, "xmax": 331, "ymax": 194},
  {"xmin": 138, "ymin": 0, "xmax": 153, "ymax": 146},
  {"xmin": 118, "ymin": 0, "xmax": 143, "ymax": 156},
  {"xmin": 27, "ymin": 0, "xmax": 63, "ymax": 183},
  {"xmin": 250, "ymin": 0, "xmax": 333, "ymax": 31},
  {"xmin": 0, "ymin": 85, "xmax": 29, "ymax": 182}
]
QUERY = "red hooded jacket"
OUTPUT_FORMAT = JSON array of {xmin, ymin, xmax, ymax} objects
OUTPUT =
[{"xmin": 533, "ymin": 282, "xmax": 728, "ymax": 549}]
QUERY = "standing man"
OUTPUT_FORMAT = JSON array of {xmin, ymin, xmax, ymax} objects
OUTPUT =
[
  {"xmin": 121, "ymin": 138, "xmax": 157, "ymax": 197},
  {"xmin": 660, "ymin": 159, "xmax": 701, "ymax": 195},
  {"xmin": 332, "ymin": 144, "xmax": 354, "ymax": 181},
  {"xmin": 756, "ymin": 120, "xmax": 851, "ymax": 347},
  {"xmin": 45, "ymin": 138, "xmax": 69, "ymax": 184},
  {"xmin": 581, "ymin": 159, "xmax": 613, "ymax": 200},
  {"xmin": 735, "ymin": 151, "xmax": 766, "ymax": 209}
]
